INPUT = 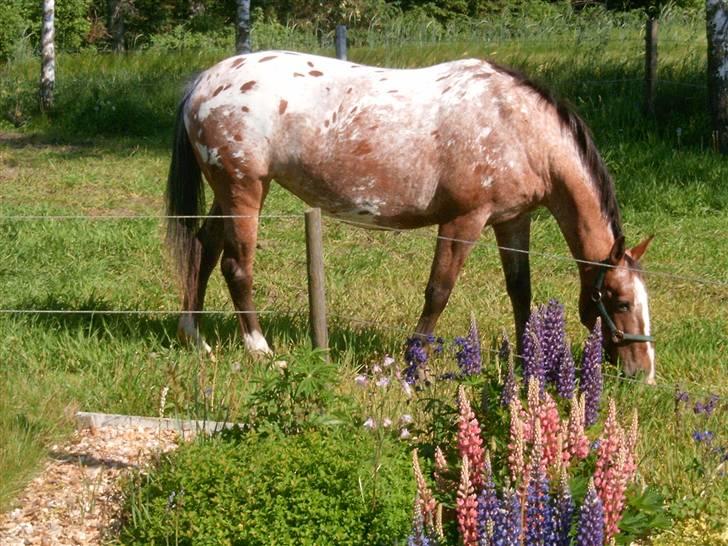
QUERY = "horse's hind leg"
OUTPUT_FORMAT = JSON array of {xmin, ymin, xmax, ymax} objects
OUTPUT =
[
  {"xmin": 178, "ymin": 200, "xmax": 224, "ymax": 352},
  {"xmin": 219, "ymin": 179, "xmax": 272, "ymax": 356},
  {"xmin": 414, "ymin": 210, "xmax": 489, "ymax": 337},
  {"xmin": 493, "ymin": 214, "xmax": 532, "ymax": 349}
]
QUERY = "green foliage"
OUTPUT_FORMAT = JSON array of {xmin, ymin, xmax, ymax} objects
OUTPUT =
[
  {"xmin": 243, "ymin": 349, "xmax": 347, "ymax": 434},
  {"xmin": 119, "ymin": 430, "xmax": 414, "ymax": 545}
]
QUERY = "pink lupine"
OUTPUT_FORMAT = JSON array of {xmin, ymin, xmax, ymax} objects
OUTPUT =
[
  {"xmin": 457, "ymin": 455, "xmax": 479, "ymax": 546},
  {"xmin": 540, "ymin": 390, "xmax": 562, "ymax": 470},
  {"xmin": 434, "ymin": 446, "xmax": 451, "ymax": 493},
  {"xmin": 602, "ymin": 443, "xmax": 631, "ymax": 542},
  {"xmin": 412, "ymin": 449, "xmax": 437, "ymax": 529},
  {"xmin": 565, "ymin": 393, "xmax": 589, "ymax": 464},
  {"xmin": 623, "ymin": 409, "xmax": 639, "ymax": 481},
  {"xmin": 508, "ymin": 398, "xmax": 526, "ymax": 485},
  {"xmin": 458, "ymin": 386, "xmax": 485, "ymax": 489},
  {"xmin": 526, "ymin": 376, "xmax": 542, "ymax": 442}
]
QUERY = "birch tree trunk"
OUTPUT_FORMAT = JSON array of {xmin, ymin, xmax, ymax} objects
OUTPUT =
[
  {"xmin": 707, "ymin": 0, "xmax": 728, "ymax": 154},
  {"xmin": 236, "ymin": 0, "xmax": 251, "ymax": 54},
  {"xmin": 108, "ymin": 0, "xmax": 126, "ymax": 52},
  {"xmin": 40, "ymin": 0, "xmax": 55, "ymax": 112}
]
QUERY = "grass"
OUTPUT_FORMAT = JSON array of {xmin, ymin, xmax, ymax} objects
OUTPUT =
[{"xmin": 1, "ymin": 7, "xmax": 727, "ymax": 538}]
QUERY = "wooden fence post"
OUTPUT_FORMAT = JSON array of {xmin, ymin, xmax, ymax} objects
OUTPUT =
[
  {"xmin": 305, "ymin": 208, "xmax": 329, "ymax": 359},
  {"xmin": 335, "ymin": 25, "xmax": 347, "ymax": 61},
  {"xmin": 644, "ymin": 17, "xmax": 658, "ymax": 116}
]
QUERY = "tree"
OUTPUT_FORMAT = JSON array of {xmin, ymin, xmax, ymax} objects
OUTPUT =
[
  {"xmin": 236, "ymin": 0, "xmax": 251, "ymax": 53},
  {"xmin": 706, "ymin": 0, "xmax": 728, "ymax": 154},
  {"xmin": 108, "ymin": 0, "xmax": 126, "ymax": 51},
  {"xmin": 40, "ymin": 0, "xmax": 55, "ymax": 111}
]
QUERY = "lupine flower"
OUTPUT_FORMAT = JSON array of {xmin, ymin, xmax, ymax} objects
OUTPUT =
[
  {"xmin": 522, "ymin": 314, "xmax": 545, "ymax": 392},
  {"xmin": 354, "ymin": 374, "xmax": 368, "ymax": 387},
  {"xmin": 694, "ymin": 394, "xmax": 720, "ymax": 416},
  {"xmin": 554, "ymin": 467, "xmax": 575, "ymax": 546},
  {"xmin": 674, "ymin": 389, "xmax": 689, "ymax": 404},
  {"xmin": 383, "ymin": 355, "xmax": 395, "ymax": 367},
  {"xmin": 412, "ymin": 449, "xmax": 437, "ymax": 529},
  {"xmin": 493, "ymin": 486, "xmax": 522, "ymax": 546},
  {"xmin": 556, "ymin": 338, "xmax": 576, "ymax": 400},
  {"xmin": 508, "ymin": 399, "xmax": 526, "ymax": 485},
  {"xmin": 458, "ymin": 386, "xmax": 485, "ymax": 489},
  {"xmin": 400, "ymin": 414, "xmax": 414, "ymax": 425},
  {"xmin": 579, "ymin": 319, "xmax": 603, "ymax": 427},
  {"xmin": 376, "ymin": 376, "xmax": 390, "ymax": 388},
  {"xmin": 540, "ymin": 390, "xmax": 562, "ymax": 470},
  {"xmin": 382, "ymin": 418, "xmax": 392, "ymax": 428},
  {"xmin": 541, "ymin": 299, "xmax": 567, "ymax": 384},
  {"xmin": 454, "ymin": 314, "xmax": 482, "ymax": 376},
  {"xmin": 434, "ymin": 446, "xmax": 450, "ymax": 493},
  {"xmin": 400, "ymin": 428, "xmax": 411, "ymax": 440},
  {"xmin": 404, "ymin": 336, "xmax": 429, "ymax": 384},
  {"xmin": 499, "ymin": 330, "xmax": 511, "ymax": 364},
  {"xmin": 477, "ymin": 451, "xmax": 500, "ymax": 541},
  {"xmin": 623, "ymin": 409, "xmax": 639, "ymax": 479},
  {"xmin": 576, "ymin": 479, "xmax": 605, "ymax": 546},
  {"xmin": 692, "ymin": 430, "xmax": 715, "ymax": 443},
  {"xmin": 407, "ymin": 493, "xmax": 435, "ymax": 546},
  {"xmin": 457, "ymin": 455, "xmax": 479, "ymax": 546},
  {"xmin": 500, "ymin": 358, "xmax": 518, "ymax": 408},
  {"xmin": 565, "ymin": 393, "xmax": 589, "ymax": 463},
  {"xmin": 525, "ymin": 420, "xmax": 556, "ymax": 545},
  {"xmin": 363, "ymin": 417, "xmax": 376, "ymax": 430}
]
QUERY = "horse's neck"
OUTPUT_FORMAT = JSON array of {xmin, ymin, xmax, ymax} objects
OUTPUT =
[{"xmin": 549, "ymin": 168, "xmax": 616, "ymax": 282}]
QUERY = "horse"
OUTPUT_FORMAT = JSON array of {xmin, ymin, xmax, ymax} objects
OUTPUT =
[{"xmin": 165, "ymin": 50, "xmax": 655, "ymax": 383}]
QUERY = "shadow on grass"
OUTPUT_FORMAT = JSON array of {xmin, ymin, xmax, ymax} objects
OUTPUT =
[{"xmin": 7, "ymin": 295, "xmax": 400, "ymax": 364}]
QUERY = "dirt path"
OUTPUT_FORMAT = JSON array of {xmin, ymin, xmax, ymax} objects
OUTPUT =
[{"xmin": 0, "ymin": 426, "xmax": 180, "ymax": 546}]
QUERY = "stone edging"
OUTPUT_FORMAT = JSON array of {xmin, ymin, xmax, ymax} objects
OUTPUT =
[{"xmin": 75, "ymin": 411, "xmax": 238, "ymax": 434}]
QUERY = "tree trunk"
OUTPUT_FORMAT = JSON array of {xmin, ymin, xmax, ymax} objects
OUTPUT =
[
  {"xmin": 707, "ymin": 0, "xmax": 728, "ymax": 154},
  {"xmin": 108, "ymin": 0, "xmax": 125, "ymax": 52},
  {"xmin": 236, "ymin": 0, "xmax": 251, "ymax": 54},
  {"xmin": 40, "ymin": 0, "xmax": 55, "ymax": 112}
]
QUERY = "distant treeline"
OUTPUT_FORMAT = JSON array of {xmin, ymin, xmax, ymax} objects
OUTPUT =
[{"xmin": 0, "ymin": 0, "xmax": 702, "ymax": 60}]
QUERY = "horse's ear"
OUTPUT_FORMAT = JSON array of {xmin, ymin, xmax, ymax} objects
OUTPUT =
[
  {"xmin": 627, "ymin": 235, "xmax": 654, "ymax": 262},
  {"xmin": 608, "ymin": 235, "xmax": 626, "ymax": 264}
]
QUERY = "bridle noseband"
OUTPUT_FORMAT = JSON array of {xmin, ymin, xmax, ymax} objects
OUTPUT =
[{"xmin": 592, "ymin": 260, "xmax": 655, "ymax": 344}]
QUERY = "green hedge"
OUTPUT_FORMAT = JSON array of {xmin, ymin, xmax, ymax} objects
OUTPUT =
[{"xmin": 120, "ymin": 430, "xmax": 414, "ymax": 545}]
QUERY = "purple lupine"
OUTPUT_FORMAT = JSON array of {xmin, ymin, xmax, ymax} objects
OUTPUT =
[
  {"xmin": 455, "ymin": 315, "xmax": 482, "ymax": 376},
  {"xmin": 407, "ymin": 502, "xmax": 435, "ymax": 546},
  {"xmin": 694, "ymin": 394, "xmax": 720, "ymax": 416},
  {"xmin": 499, "ymin": 330, "xmax": 511, "ymax": 364},
  {"xmin": 553, "ymin": 470, "xmax": 575, "ymax": 546},
  {"xmin": 404, "ymin": 336, "xmax": 429, "ymax": 384},
  {"xmin": 692, "ymin": 430, "xmax": 715, "ymax": 443},
  {"xmin": 556, "ymin": 337, "xmax": 576, "ymax": 400},
  {"xmin": 501, "ymin": 359, "xmax": 518, "ymax": 408},
  {"xmin": 477, "ymin": 453, "xmax": 500, "ymax": 541},
  {"xmin": 576, "ymin": 479, "xmax": 605, "ymax": 546},
  {"xmin": 579, "ymin": 320, "xmax": 603, "ymax": 428},
  {"xmin": 524, "ymin": 468, "xmax": 555, "ymax": 545},
  {"xmin": 492, "ymin": 486, "xmax": 521, "ymax": 546},
  {"xmin": 541, "ymin": 300, "xmax": 566, "ymax": 384},
  {"xmin": 522, "ymin": 311, "xmax": 545, "ymax": 393}
]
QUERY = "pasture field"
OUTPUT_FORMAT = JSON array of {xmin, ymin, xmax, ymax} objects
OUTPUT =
[{"xmin": 1, "ymin": 7, "xmax": 727, "ymax": 541}]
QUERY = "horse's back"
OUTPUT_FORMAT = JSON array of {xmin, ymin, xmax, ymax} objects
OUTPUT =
[{"xmin": 184, "ymin": 51, "xmax": 555, "ymax": 228}]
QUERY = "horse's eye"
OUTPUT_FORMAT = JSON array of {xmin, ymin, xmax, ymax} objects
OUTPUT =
[{"xmin": 616, "ymin": 301, "xmax": 631, "ymax": 312}]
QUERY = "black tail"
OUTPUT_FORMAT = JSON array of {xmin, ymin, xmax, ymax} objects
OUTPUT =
[{"xmin": 165, "ymin": 93, "xmax": 205, "ymax": 292}]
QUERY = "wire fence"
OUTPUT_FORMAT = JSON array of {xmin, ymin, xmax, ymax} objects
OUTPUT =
[{"xmin": 1, "ymin": 209, "xmax": 726, "ymax": 401}]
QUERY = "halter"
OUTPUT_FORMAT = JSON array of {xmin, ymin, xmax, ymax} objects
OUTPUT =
[{"xmin": 592, "ymin": 260, "xmax": 655, "ymax": 344}]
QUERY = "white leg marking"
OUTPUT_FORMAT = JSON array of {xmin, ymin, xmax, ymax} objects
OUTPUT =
[
  {"xmin": 244, "ymin": 329, "xmax": 272, "ymax": 356},
  {"xmin": 634, "ymin": 276, "xmax": 655, "ymax": 384},
  {"xmin": 178, "ymin": 314, "xmax": 212, "ymax": 354}
]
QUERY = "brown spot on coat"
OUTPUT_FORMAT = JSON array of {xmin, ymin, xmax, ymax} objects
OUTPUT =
[
  {"xmin": 279, "ymin": 99, "xmax": 288, "ymax": 115},
  {"xmin": 347, "ymin": 87, "xmax": 353, "ymax": 93},
  {"xmin": 240, "ymin": 80, "xmax": 256, "ymax": 92},
  {"xmin": 332, "ymin": 111, "xmax": 337, "ymax": 123},
  {"xmin": 309, "ymin": 70, "xmax": 324, "ymax": 77},
  {"xmin": 293, "ymin": 72, "xmax": 305, "ymax": 77},
  {"xmin": 472, "ymin": 73, "xmax": 491, "ymax": 79},
  {"xmin": 388, "ymin": 90, "xmax": 398, "ymax": 94},
  {"xmin": 231, "ymin": 58, "xmax": 245, "ymax": 68},
  {"xmin": 324, "ymin": 120, "xmax": 330, "ymax": 127},
  {"xmin": 353, "ymin": 141, "xmax": 373, "ymax": 155},
  {"xmin": 436, "ymin": 75, "xmax": 450, "ymax": 81},
  {"xmin": 233, "ymin": 133, "xmax": 243, "ymax": 142},
  {"xmin": 241, "ymin": 106, "xmax": 249, "ymax": 113},
  {"xmin": 259, "ymin": 55, "xmax": 277, "ymax": 62},
  {"xmin": 442, "ymin": 86, "xmax": 451, "ymax": 94},
  {"xmin": 307, "ymin": 61, "xmax": 314, "ymax": 67},
  {"xmin": 213, "ymin": 85, "xmax": 224, "ymax": 97},
  {"xmin": 223, "ymin": 83, "xmax": 232, "ymax": 91}
]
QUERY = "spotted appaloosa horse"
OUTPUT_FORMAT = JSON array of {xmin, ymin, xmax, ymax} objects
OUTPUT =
[{"xmin": 166, "ymin": 50, "xmax": 656, "ymax": 382}]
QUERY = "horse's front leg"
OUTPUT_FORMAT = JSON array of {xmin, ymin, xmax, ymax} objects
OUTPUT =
[
  {"xmin": 493, "ymin": 214, "xmax": 532, "ymax": 352},
  {"xmin": 414, "ymin": 210, "xmax": 490, "ymax": 337},
  {"xmin": 219, "ymin": 179, "xmax": 272, "ymax": 357}
]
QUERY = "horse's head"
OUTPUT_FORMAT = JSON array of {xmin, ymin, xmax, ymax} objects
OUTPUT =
[{"xmin": 579, "ymin": 235, "xmax": 655, "ymax": 384}]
